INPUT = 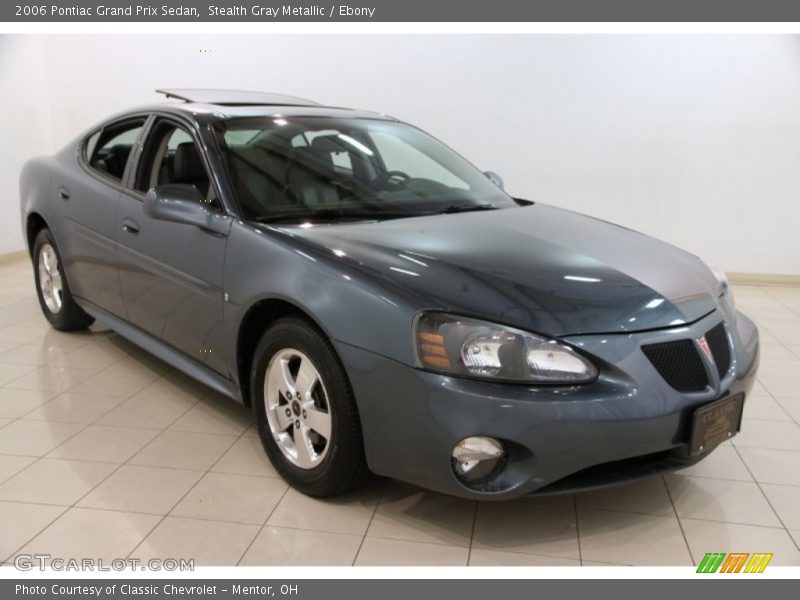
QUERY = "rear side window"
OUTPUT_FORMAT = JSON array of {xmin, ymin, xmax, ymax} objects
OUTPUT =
[
  {"xmin": 85, "ymin": 119, "xmax": 146, "ymax": 182},
  {"xmin": 83, "ymin": 130, "xmax": 101, "ymax": 161}
]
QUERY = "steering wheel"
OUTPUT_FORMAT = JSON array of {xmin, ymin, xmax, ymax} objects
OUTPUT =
[{"xmin": 372, "ymin": 170, "xmax": 411, "ymax": 189}]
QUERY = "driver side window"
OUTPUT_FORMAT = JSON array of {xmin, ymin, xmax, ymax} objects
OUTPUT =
[{"xmin": 134, "ymin": 119, "xmax": 219, "ymax": 209}]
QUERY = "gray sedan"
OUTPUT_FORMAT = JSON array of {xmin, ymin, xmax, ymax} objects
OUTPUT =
[{"xmin": 19, "ymin": 89, "xmax": 759, "ymax": 499}]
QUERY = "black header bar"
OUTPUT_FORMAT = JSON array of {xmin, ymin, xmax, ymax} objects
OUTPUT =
[{"xmin": 5, "ymin": 0, "xmax": 800, "ymax": 23}]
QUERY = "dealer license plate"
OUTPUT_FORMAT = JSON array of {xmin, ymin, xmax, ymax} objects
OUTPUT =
[{"xmin": 689, "ymin": 393, "xmax": 745, "ymax": 456}]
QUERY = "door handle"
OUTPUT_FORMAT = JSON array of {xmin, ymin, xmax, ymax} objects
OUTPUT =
[
  {"xmin": 121, "ymin": 218, "xmax": 140, "ymax": 235},
  {"xmin": 57, "ymin": 187, "xmax": 70, "ymax": 201}
]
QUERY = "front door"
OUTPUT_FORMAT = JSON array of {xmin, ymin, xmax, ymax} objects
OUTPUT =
[{"xmin": 116, "ymin": 117, "xmax": 230, "ymax": 374}]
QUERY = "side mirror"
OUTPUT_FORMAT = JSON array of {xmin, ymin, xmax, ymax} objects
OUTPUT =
[
  {"xmin": 483, "ymin": 171, "xmax": 504, "ymax": 190},
  {"xmin": 143, "ymin": 185, "xmax": 230, "ymax": 235}
]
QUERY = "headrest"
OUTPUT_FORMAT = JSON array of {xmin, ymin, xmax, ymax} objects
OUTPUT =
[
  {"xmin": 310, "ymin": 135, "xmax": 346, "ymax": 154},
  {"xmin": 111, "ymin": 144, "xmax": 132, "ymax": 162},
  {"xmin": 110, "ymin": 144, "xmax": 133, "ymax": 171},
  {"xmin": 173, "ymin": 142, "xmax": 207, "ymax": 183},
  {"xmin": 291, "ymin": 145, "xmax": 333, "ymax": 169}
]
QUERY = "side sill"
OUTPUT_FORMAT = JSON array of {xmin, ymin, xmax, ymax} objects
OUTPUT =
[{"xmin": 76, "ymin": 298, "xmax": 243, "ymax": 404}]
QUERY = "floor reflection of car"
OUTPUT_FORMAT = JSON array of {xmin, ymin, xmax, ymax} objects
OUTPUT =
[{"xmin": 19, "ymin": 89, "xmax": 759, "ymax": 498}]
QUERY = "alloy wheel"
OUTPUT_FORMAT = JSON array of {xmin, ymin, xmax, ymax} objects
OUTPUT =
[
  {"xmin": 263, "ymin": 348, "xmax": 332, "ymax": 469},
  {"xmin": 38, "ymin": 243, "xmax": 63, "ymax": 314}
]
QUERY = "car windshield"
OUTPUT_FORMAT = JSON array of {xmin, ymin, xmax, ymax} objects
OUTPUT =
[{"xmin": 213, "ymin": 116, "xmax": 516, "ymax": 223}]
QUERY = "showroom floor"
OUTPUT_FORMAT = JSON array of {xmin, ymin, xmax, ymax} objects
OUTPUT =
[{"xmin": 0, "ymin": 258, "xmax": 799, "ymax": 567}]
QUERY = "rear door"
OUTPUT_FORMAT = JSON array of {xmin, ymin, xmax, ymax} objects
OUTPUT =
[
  {"xmin": 53, "ymin": 117, "xmax": 146, "ymax": 317},
  {"xmin": 115, "ymin": 115, "xmax": 230, "ymax": 374}
]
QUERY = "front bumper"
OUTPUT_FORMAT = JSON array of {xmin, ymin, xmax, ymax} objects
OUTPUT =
[{"xmin": 336, "ymin": 309, "xmax": 759, "ymax": 500}]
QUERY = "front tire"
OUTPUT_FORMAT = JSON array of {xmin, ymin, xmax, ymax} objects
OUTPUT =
[
  {"xmin": 251, "ymin": 317, "xmax": 368, "ymax": 496},
  {"xmin": 33, "ymin": 229, "xmax": 94, "ymax": 331}
]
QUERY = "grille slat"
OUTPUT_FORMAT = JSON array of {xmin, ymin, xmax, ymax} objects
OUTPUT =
[
  {"xmin": 642, "ymin": 339, "xmax": 708, "ymax": 392},
  {"xmin": 705, "ymin": 322, "xmax": 731, "ymax": 379}
]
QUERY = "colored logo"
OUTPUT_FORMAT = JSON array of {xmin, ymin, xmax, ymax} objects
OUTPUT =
[
  {"xmin": 696, "ymin": 552, "xmax": 773, "ymax": 573},
  {"xmin": 697, "ymin": 336, "xmax": 714, "ymax": 363}
]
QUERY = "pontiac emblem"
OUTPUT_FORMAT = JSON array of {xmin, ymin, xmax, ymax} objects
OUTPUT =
[{"xmin": 697, "ymin": 336, "xmax": 714, "ymax": 363}]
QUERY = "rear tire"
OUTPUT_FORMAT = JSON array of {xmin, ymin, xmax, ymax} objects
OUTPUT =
[
  {"xmin": 33, "ymin": 229, "xmax": 94, "ymax": 331},
  {"xmin": 251, "ymin": 317, "xmax": 368, "ymax": 497}
]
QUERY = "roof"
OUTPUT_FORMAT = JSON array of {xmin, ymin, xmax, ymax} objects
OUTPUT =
[
  {"xmin": 150, "ymin": 88, "xmax": 394, "ymax": 122},
  {"xmin": 155, "ymin": 88, "xmax": 322, "ymax": 107}
]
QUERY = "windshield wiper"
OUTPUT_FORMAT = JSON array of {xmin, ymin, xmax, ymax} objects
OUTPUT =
[
  {"xmin": 256, "ymin": 203, "xmax": 501, "ymax": 224},
  {"xmin": 255, "ymin": 207, "xmax": 415, "ymax": 224},
  {"xmin": 435, "ymin": 203, "xmax": 499, "ymax": 214}
]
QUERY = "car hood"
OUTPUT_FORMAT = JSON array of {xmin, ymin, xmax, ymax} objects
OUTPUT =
[{"xmin": 282, "ymin": 203, "xmax": 720, "ymax": 336}]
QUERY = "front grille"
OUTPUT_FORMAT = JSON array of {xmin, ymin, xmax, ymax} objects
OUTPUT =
[
  {"xmin": 642, "ymin": 339, "xmax": 708, "ymax": 392},
  {"xmin": 705, "ymin": 322, "xmax": 731, "ymax": 379}
]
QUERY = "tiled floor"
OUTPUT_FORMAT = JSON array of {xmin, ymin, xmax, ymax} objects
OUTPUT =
[{"xmin": 1, "ymin": 257, "xmax": 799, "ymax": 566}]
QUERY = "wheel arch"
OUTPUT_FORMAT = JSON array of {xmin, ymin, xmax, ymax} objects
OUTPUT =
[
  {"xmin": 236, "ymin": 298, "xmax": 333, "ymax": 408},
  {"xmin": 26, "ymin": 212, "xmax": 49, "ymax": 257}
]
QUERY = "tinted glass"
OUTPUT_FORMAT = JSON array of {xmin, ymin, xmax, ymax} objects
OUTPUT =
[
  {"xmin": 83, "ymin": 130, "xmax": 101, "ymax": 162},
  {"xmin": 87, "ymin": 120, "xmax": 145, "ymax": 182},
  {"xmin": 214, "ymin": 117, "xmax": 514, "ymax": 222},
  {"xmin": 134, "ymin": 120, "xmax": 217, "ymax": 208}
]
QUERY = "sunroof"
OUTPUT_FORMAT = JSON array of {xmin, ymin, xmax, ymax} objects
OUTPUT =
[{"xmin": 156, "ymin": 89, "xmax": 322, "ymax": 107}]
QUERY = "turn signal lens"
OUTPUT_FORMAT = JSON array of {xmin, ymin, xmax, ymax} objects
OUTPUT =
[
  {"xmin": 414, "ymin": 312, "xmax": 597, "ymax": 384},
  {"xmin": 416, "ymin": 331, "xmax": 452, "ymax": 369}
]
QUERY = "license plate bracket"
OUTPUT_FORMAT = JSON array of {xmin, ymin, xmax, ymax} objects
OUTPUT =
[{"xmin": 689, "ymin": 393, "xmax": 745, "ymax": 456}]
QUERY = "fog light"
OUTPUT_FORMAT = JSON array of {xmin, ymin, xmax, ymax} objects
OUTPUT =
[{"xmin": 452, "ymin": 436, "xmax": 506, "ymax": 486}]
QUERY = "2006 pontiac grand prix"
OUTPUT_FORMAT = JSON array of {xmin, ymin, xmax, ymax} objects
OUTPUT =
[{"xmin": 19, "ymin": 89, "xmax": 759, "ymax": 499}]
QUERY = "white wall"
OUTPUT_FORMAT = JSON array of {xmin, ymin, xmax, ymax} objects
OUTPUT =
[
  {"xmin": 0, "ymin": 36, "xmax": 52, "ymax": 255},
  {"xmin": 1, "ymin": 34, "xmax": 798, "ymax": 274}
]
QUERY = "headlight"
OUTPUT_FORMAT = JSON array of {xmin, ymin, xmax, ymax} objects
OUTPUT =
[{"xmin": 414, "ymin": 312, "xmax": 597, "ymax": 384}]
